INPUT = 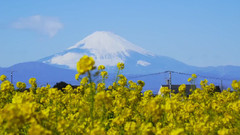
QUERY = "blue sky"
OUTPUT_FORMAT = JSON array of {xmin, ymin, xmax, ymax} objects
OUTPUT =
[{"xmin": 0, "ymin": 0, "xmax": 240, "ymax": 67}]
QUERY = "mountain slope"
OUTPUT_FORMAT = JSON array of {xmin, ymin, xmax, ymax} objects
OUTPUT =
[
  {"xmin": 0, "ymin": 62, "xmax": 78, "ymax": 87},
  {"xmin": 39, "ymin": 31, "xmax": 240, "ymax": 78},
  {"xmin": 39, "ymin": 31, "xmax": 195, "ymax": 74},
  {"xmin": 40, "ymin": 31, "xmax": 154, "ymax": 69}
]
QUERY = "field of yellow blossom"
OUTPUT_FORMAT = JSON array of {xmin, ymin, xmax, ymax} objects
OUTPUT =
[{"xmin": 0, "ymin": 55, "xmax": 240, "ymax": 135}]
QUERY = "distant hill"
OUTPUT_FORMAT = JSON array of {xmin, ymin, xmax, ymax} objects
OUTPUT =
[{"xmin": 0, "ymin": 62, "xmax": 78, "ymax": 87}]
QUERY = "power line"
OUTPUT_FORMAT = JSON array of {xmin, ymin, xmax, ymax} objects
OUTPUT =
[
  {"xmin": 171, "ymin": 71, "xmax": 233, "ymax": 81},
  {"xmin": 127, "ymin": 71, "xmax": 167, "ymax": 79},
  {"xmin": 128, "ymin": 70, "xmax": 234, "ymax": 81}
]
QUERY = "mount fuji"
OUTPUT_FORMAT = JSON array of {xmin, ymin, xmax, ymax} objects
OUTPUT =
[
  {"xmin": 39, "ymin": 31, "xmax": 196, "ymax": 74},
  {"xmin": 1, "ymin": 31, "xmax": 240, "ymax": 93}
]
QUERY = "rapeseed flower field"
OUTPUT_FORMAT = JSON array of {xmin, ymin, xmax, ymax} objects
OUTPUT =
[{"xmin": 0, "ymin": 55, "xmax": 240, "ymax": 135}]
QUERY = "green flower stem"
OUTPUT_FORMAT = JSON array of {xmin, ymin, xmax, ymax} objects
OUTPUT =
[
  {"xmin": 102, "ymin": 76, "xmax": 105, "ymax": 84},
  {"xmin": 88, "ymin": 71, "xmax": 94, "ymax": 129},
  {"xmin": 116, "ymin": 69, "xmax": 121, "ymax": 82},
  {"xmin": 115, "ymin": 69, "xmax": 120, "ymax": 89}
]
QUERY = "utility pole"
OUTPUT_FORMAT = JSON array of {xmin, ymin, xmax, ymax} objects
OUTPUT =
[
  {"xmin": 11, "ymin": 71, "xmax": 15, "ymax": 84},
  {"xmin": 169, "ymin": 71, "xmax": 172, "ymax": 90},
  {"xmin": 220, "ymin": 80, "xmax": 223, "ymax": 92}
]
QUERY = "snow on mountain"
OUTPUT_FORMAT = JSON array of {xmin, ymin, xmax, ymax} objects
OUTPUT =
[
  {"xmin": 68, "ymin": 31, "xmax": 152, "ymax": 56},
  {"xmin": 41, "ymin": 31, "xmax": 154, "ymax": 69},
  {"xmin": 137, "ymin": 60, "xmax": 151, "ymax": 66}
]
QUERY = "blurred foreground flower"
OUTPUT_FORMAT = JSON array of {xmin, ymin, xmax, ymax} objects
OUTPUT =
[
  {"xmin": 0, "ymin": 74, "xmax": 7, "ymax": 82},
  {"xmin": 76, "ymin": 55, "xmax": 95, "ymax": 75}
]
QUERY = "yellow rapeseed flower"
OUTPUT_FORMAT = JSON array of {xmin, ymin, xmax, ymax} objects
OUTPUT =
[
  {"xmin": 29, "ymin": 78, "xmax": 37, "ymax": 87},
  {"xmin": 117, "ymin": 62, "xmax": 124, "ymax": 70},
  {"xmin": 160, "ymin": 87, "xmax": 171, "ymax": 95},
  {"xmin": 192, "ymin": 74, "xmax": 197, "ymax": 79},
  {"xmin": 170, "ymin": 128, "xmax": 184, "ymax": 135},
  {"xmin": 100, "ymin": 71, "xmax": 108, "ymax": 78},
  {"xmin": 178, "ymin": 84, "xmax": 186, "ymax": 93},
  {"xmin": 188, "ymin": 78, "xmax": 192, "ymax": 82},
  {"xmin": 76, "ymin": 55, "xmax": 95, "ymax": 75},
  {"xmin": 144, "ymin": 90, "xmax": 153, "ymax": 97},
  {"xmin": 1, "ymin": 80, "xmax": 14, "ymax": 92},
  {"xmin": 16, "ymin": 82, "xmax": 26, "ymax": 90},
  {"xmin": 28, "ymin": 123, "xmax": 52, "ymax": 135},
  {"xmin": 80, "ymin": 77, "xmax": 89, "ymax": 85},
  {"xmin": 98, "ymin": 65, "xmax": 105, "ymax": 70},
  {"xmin": 137, "ymin": 80, "xmax": 145, "ymax": 87},
  {"xmin": 124, "ymin": 121, "xmax": 137, "ymax": 134},
  {"xmin": 200, "ymin": 79, "xmax": 208, "ymax": 87},
  {"xmin": 75, "ymin": 73, "xmax": 80, "ymax": 80},
  {"xmin": 232, "ymin": 80, "xmax": 239, "ymax": 90},
  {"xmin": 0, "ymin": 74, "xmax": 7, "ymax": 81}
]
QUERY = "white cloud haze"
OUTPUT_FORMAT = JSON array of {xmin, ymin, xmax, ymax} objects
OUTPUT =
[
  {"xmin": 49, "ymin": 53, "xmax": 83, "ymax": 69},
  {"xmin": 12, "ymin": 15, "xmax": 63, "ymax": 37}
]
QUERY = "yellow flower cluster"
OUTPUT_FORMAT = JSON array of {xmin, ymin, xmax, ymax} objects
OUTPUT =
[
  {"xmin": 1, "ymin": 80, "xmax": 14, "ymax": 92},
  {"xmin": 29, "ymin": 78, "xmax": 37, "ymax": 88},
  {"xmin": 0, "ymin": 56, "xmax": 239, "ymax": 135},
  {"xmin": 76, "ymin": 55, "xmax": 95, "ymax": 75},
  {"xmin": 98, "ymin": 65, "xmax": 105, "ymax": 70},
  {"xmin": 160, "ymin": 86, "xmax": 171, "ymax": 95},
  {"xmin": 80, "ymin": 77, "xmax": 89, "ymax": 85},
  {"xmin": 118, "ymin": 74, "xmax": 127, "ymax": 86},
  {"xmin": 232, "ymin": 80, "xmax": 240, "ymax": 91},
  {"xmin": 101, "ymin": 71, "xmax": 108, "ymax": 78},
  {"xmin": 137, "ymin": 80, "xmax": 145, "ymax": 87},
  {"xmin": 16, "ymin": 82, "xmax": 26, "ymax": 90},
  {"xmin": 192, "ymin": 73, "xmax": 197, "ymax": 79},
  {"xmin": 178, "ymin": 84, "xmax": 186, "ymax": 93},
  {"xmin": 75, "ymin": 73, "xmax": 80, "ymax": 80},
  {"xmin": 117, "ymin": 62, "xmax": 124, "ymax": 70},
  {"xmin": 200, "ymin": 79, "xmax": 208, "ymax": 87},
  {"xmin": 188, "ymin": 74, "xmax": 197, "ymax": 82},
  {"xmin": 0, "ymin": 75, "xmax": 7, "ymax": 82}
]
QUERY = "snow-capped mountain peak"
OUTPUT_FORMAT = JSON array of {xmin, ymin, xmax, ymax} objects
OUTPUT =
[
  {"xmin": 68, "ymin": 31, "xmax": 152, "ymax": 56},
  {"xmin": 40, "ymin": 31, "xmax": 154, "ymax": 69}
]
